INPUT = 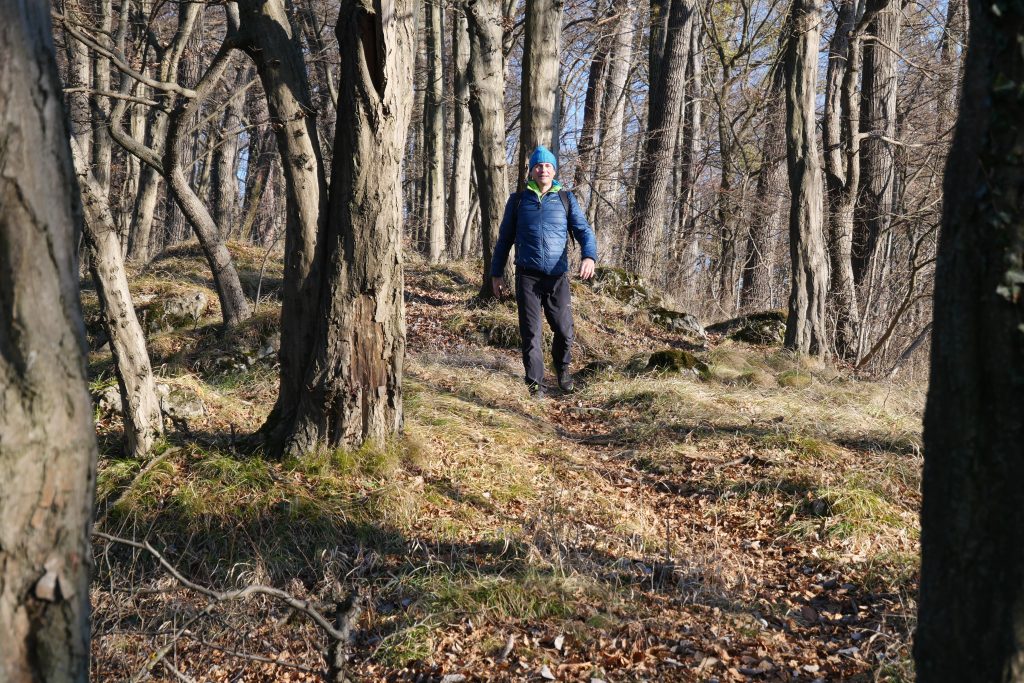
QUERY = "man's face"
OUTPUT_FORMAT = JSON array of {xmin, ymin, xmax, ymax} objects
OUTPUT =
[{"xmin": 531, "ymin": 162, "xmax": 555, "ymax": 184}]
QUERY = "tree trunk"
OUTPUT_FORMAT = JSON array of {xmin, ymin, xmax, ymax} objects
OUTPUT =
[
  {"xmin": 422, "ymin": 0, "xmax": 446, "ymax": 263},
  {"xmin": 71, "ymin": 140, "xmax": 163, "ymax": 459},
  {"xmin": 782, "ymin": 0, "xmax": 830, "ymax": 356},
  {"xmin": 212, "ymin": 61, "xmax": 249, "ymax": 238},
  {"xmin": 0, "ymin": 1, "xmax": 97, "ymax": 677},
  {"xmin": 280, "ymin": 0, "xmax": 415, "ymax": 454},
  {"xmin": 465, "ymin": 0, "xmax": 509, "ymax": 298},
  {"xmin": 90, "ymin": 0, "xmax": 114, "ymax": 191},
  {"xmin": 447, "ymin": 6, "xmax": 474, "ymax": 259},
  {"xmin": 648, "ymin": 0, "xmax": 670, "ymax": 113},
  {"xmin": 716, "ymin": 64, "xmax": 739, "ymax": 312},
  {"xmin": 917, "ymin": 0, "xmax": 1024, "ymax": 678},
  {"xmin": 591, "ymin": 0, "xmax": 634, "ymax": 232},
  {"xmin": 572, "ymin": 17, "xmax": 610, "ymax": 218},
  {"xmin": 239, "ymin": 0, "xmax": 330, "ymax": 451},
  {"xmin": 517, "ymin": 0, "xmax": 563, "ymax": 188},
  {"xmin": 625, "ymin": 0, "xmax": 694, "ymax": 280},
  {"xmin": 853, "ymin": 0, "xmax": 901, "ymax": 286},
  {"xmin": 741, "ymin": 59, "xmax": 785, "ymax": 311},
  {"xmin": 822, "ymin": 0, "xmax": 861, "ymax": 359}
]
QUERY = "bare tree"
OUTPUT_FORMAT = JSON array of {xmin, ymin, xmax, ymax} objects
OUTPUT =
[
  {"xmin": 917, "ymin": 0, "xmax": 1024, "ymax": 677},
  {"xmin": 72, "ymin": 139, "xmax": 163, "ymax": 459},
  {"xmin": 625, "ymin": 0, "xmax": 695, "ymax": 280},
  {"xmin": 465, "ymin": 0, "xmax": 510, "ymax": 299},
  {"xmin": 447, "ymin": 5, "xmax": 476, "ymax": 259},
  {"xmin": 0, "ymin": 0, "xmax": 97, "ymax": 676},
  {"xmin": 517, "ymin": 0, "xmax": 564, "ymax": 188},
  {"xmin": 422, "ymin": 0, "xmax": 447, "ymax": 262},
  {"xmin": 781, "ymin": 0, "xmax": 830, "ymax": 355},
  {"xmin": 853, "ymin": 0, "xmax": 902, "ymax": 285},
  {"xmin": 274, "ymin": 0, "xmax": 416, "ymax": 454}
]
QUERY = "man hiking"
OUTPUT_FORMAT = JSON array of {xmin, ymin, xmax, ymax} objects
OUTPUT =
[{"xmin": 491, "ymin": 145, "xmax": 598, "ymax": 397}]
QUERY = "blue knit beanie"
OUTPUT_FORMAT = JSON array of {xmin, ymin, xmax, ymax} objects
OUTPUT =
[{"xmin": 529, "ymin": 145, "xmax": 558, "ymax": 170}]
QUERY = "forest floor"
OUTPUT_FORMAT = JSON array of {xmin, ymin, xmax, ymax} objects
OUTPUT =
[{"xmin": 83, "ymin": 243, "xmax": 923, "ymax": 682}]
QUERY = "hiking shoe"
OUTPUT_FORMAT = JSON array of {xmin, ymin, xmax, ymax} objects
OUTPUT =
[
  {"xmin": 528, "ymin": 382, "xmax": 549, "ymax": 399},
  {"xmin": 557, "ymin": 370, "xmax": 575, "ymax": 393}
]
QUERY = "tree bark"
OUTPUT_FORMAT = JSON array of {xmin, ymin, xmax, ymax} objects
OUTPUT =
[
  {"xmin": 465, "ymin": 0, "xmax": 509, "ymax": 298},
  {"xmin": 517, "ymin": 0, "xmax": 563, "ymax": 188},
  {"xmin": 71, "ymin": 139, "xmax": 163, "ymax": 459},
  {"xmin": 741, "ymin": 58, "xmax": 785, "ymax": 311},
  {"xmin": 591, "ymin": 0, "xmax": 634, "ymax": 232},
  {"xmin": 422, "ymin": 0, "xmax": 446, "ymax": 263},
  {"xmin": 853, "ymin": 0, "xmax": 901, "ymax": 286},
  {"xmin": 782, "ymin": 0, "xmax": 830, "ymax": 356},
  {"xmin": 916, "ymin": 0, "xmax": 1024, "ymax": 679},
  {"xmin": 572, "ymin": 17, "xmax": 610, "ymax": 219},
  {"xmin": 280, "ymin": 0, "xmax": 415, "ymax": 454},
  {"xmin": 239, "ymin": 0, "xmax": 330, "ymax": 451},
  {"xmin": 0, "ymin": 0, "xmax": 97, "ymax": 677},
  {"xmin": 212, "ymin": 61, "xmax": 249, "ymax": 238},
  {"xmin": 447, "ymin": 6, "xmax": 474, "ymax": 259},
  {"xmin": 625, "ymin": 0, "xmax": 694, "ymax": 280}
]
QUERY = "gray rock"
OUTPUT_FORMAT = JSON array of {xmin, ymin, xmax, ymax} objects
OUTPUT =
[
  {"xmin": 648, "ymin": 306, "xmax": 707, "ymax": 339},
  {"xmin": 94, "ymin": 385, "xmax": 122, "ymax": 414},
  {"xmin": 147, "ymin": 290, "xmax": 210, "ymax": 331},
  {"xmin": 159, "ymin": 385, "xmax": 206, "ymax": 424}
]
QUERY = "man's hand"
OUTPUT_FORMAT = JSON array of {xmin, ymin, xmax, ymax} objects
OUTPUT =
[
  {"xmin": 492, "ymin": 276, "xmax": 506, "ymax": 298},
  {"xmin": 579, "ymin": 258, "xmax": 596, "ymax": 280}
]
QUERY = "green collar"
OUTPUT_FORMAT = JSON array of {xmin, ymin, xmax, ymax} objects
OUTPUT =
[{"xmin": 526, "ymin": 178, "xmax": 562, "ymax": 198}]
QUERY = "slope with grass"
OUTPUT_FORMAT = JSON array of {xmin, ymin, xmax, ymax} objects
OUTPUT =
[{"xmin": 86, "ymin": 246, "xmax": 922, "ymax": 682}]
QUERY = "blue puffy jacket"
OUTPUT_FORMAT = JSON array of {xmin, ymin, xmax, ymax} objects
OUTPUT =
[{"xmin": 490, "ymin": 180, "xmax": 598, "ymax": 277}]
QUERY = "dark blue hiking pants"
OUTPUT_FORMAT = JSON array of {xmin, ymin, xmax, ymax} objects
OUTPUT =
[{"xmin": 515, "ymin": 269, "xmax": 574, "ymax": 387}]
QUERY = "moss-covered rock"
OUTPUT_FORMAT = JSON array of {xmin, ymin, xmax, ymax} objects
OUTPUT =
[
  {"xmin": 627, "ymin": 349, "xmax": 708, "ymax": 375},
  {"xmin": 706, "ymin": 310, "xmax": 787, "ymax": 345},
  {"xmin": 648, "ymin": 306, "xmax": 706, "ymax": 340},
  {"xmin": 591, "ymin": 267, "xmax": 660, "ymax": 307}
]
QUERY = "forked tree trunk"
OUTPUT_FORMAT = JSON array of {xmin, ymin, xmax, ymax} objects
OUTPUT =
[
  {"xmin": 280, "ymin": 0, "xmax": 415, "ymax": 454},
  {"xmin": 447, "ymin": 6, "xmax": 474, "ymax": 259},
  {"xmin": 625, "ymin": 0, "xmax": 694, "ymax": 280},
  {"xmin": 517, "ymin": 0, "xmax": 563, "ymax": 188},
  {"xmin": 782, "ymin": 0, "xmax": 830, "ymax": 356},
  {"xmin": 916, "ymin": 1, "xmax": 1024, "ymax": 678},
  {"xmin": 823, "ymin": 0, "xmax": 885, "ymax": 359},
  {"xmin": 465, "ymin": 0, "xmax": 509, "ymax": 298},
  {"xmin": 422, "ymin": 0, "xmax": 446, "ymax": 263},
  {"xmin": 0, "ymin": 1, "xmax": 97, "ymax": 678},
  {"xmin": 822, "ymin": 0, "xmax": 860, "ymax": 359}
]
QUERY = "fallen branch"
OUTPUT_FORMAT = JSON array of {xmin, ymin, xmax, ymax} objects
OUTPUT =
[{"xmin": 94, "ymin": 532, "xmax": 364, "ymax": 680}]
